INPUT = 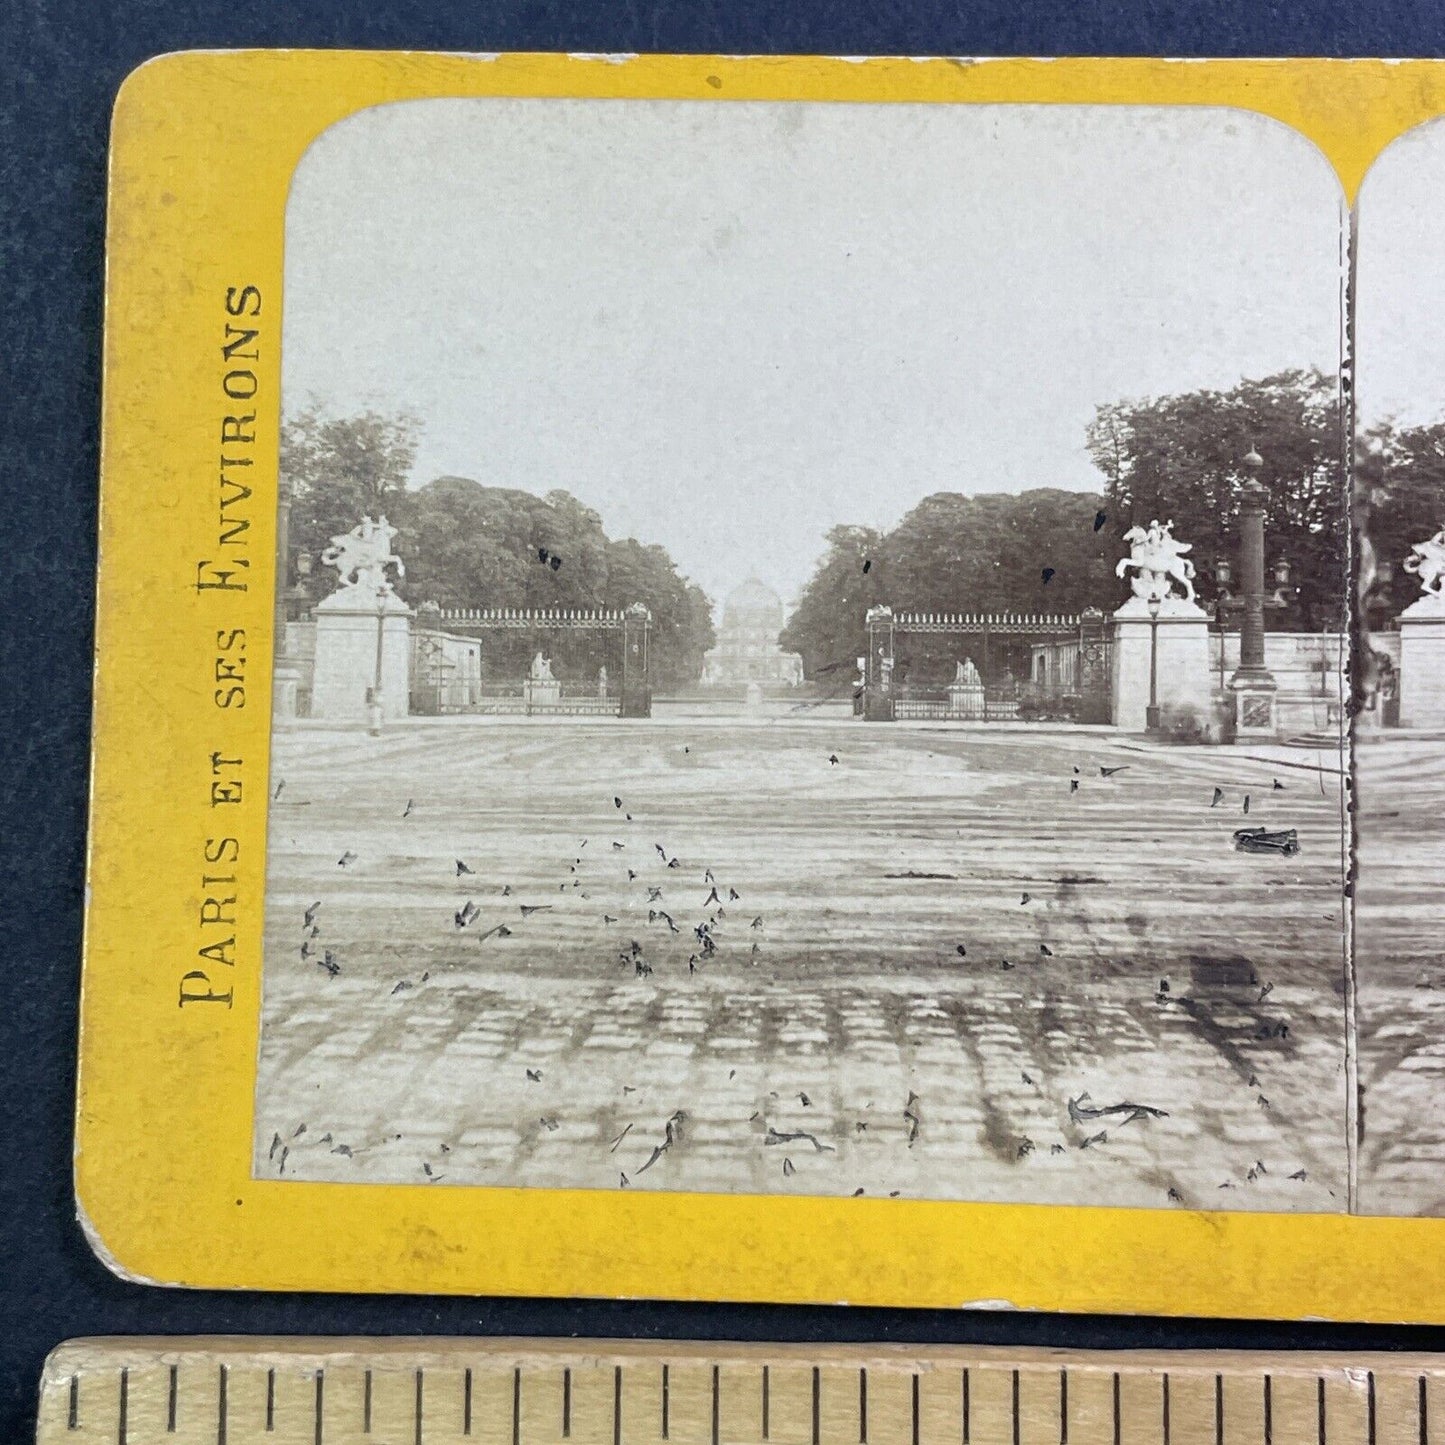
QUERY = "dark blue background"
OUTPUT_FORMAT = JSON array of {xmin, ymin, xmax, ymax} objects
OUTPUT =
[{"xmin": 6, "ymin": 2, "xmax": 1445, "ymax": 1439}]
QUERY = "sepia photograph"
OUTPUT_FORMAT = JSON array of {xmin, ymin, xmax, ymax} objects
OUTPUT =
[
  {"xmin": 254, "ymin": 98, "xmax": 1354, "ymax": 1212},
  {"xmin": 1352, "ymin": 118, "xmax": 1445, "ymax": 1217}
]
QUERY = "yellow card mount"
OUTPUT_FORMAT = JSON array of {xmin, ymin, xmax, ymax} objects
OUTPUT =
[{"xmin": 81, "ymin": 49, "xmax": 1445, "ymax": 1316}]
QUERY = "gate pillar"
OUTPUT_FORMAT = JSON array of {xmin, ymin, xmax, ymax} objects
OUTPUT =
[
  {"xmin": 621, "ymin": 603, "xmax": 653, "ymax": 718},
  {"xmin": 1111, "ymin": 599, "xmax": 1211, "ymax": 732},
  {"xmin": 864, "ymin": 605, "xmax": 896, "ymax": 721},
  {"xmin": 1076, "ymin": 607, "xmax": 1112, "ymax": 724},
  {"xmin": 311, "ymin": 589, "xmax": 413, "ymax": 723}
]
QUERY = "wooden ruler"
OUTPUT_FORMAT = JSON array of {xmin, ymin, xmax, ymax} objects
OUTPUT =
[{"xmin": 35, "ymin": 1338, "xmax": 1443, "ymax": 1445}]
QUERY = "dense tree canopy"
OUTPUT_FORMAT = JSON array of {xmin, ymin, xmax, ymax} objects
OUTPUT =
[
  {"xmin": 778, "ymin": 526, "xmax": 887, "ymax": 683},
  {"xmin": 781, "ymin": 492, "xmax": 1115, "ymax": 680},
  {"xmin": 782, "ymin": 370, "xmax": 1350, "ymax": 679},
  {"xmin": 283, "ymin": 406, "xmax": 419, "ymax": 554},
  {"xmin": 281, "ymin": 412, "xmax": 715, "ymax": 689},
  {"xmin": 1087, "ymin": 368, "xmax": 1347, "ymax": 631}
]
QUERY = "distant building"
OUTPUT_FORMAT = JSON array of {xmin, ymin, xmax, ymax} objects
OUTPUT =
[{"xmin": 701, "ymin": 576, "xmax": 805, "ymax": 687}]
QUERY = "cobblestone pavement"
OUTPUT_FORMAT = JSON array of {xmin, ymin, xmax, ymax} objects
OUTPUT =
[
  {"xmin": 1355, "ymin": 730, "xmax": 1445, "ymax": 1216},
  {"xmin": 256, "ymin": 721, "xmax": 1348, "ymax": 1212}
]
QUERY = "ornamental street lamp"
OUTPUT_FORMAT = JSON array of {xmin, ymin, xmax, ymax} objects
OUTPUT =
[
  {"xmin": 1146, "ymin": 595, "xmax": 1162, "ymax": 732},
  {"xmin": 368, "ymin": 583, "xmax": 388, "ymax": 737}
]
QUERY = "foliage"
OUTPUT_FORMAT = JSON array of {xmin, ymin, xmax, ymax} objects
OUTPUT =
[
  {"xmin": 280, "ymin": 410, "xmax": 715, "ymax": 689},
  {"xmin": 282, "ymin": 406, "xmax": 420, "ymax": 571},
  {"xmin": 782, "ymin": 493, "xmax": 1115, "ymax": 680},
  {"xmin": 778, "ymin": 525, "xmax": 886, "ymax": 683},
  {"xmin": 1087, "ymin": 369, "xmax": 1347, "ymax": 631},
  {"xmin": 783, "ymin": 370, "xmax": 1347, "ymax": 682},
  {"xmin": 400, "ymin": 479, "xmax": 714, "ymax": 687}
]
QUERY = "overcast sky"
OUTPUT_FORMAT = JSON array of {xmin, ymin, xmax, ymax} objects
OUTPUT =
[
  {"xmin": 1357, "ymin": 118, "xmax": 1445, "ymax": 431},
  {"xmin": 283, "ymin": 98, "xmax": 1344, "ymax": 609}
]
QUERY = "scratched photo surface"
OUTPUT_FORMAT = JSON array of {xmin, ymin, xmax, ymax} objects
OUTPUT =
[
  {"xmin": 1352, "ymin": 122, "xmax": 1445, "ymax": 1217},
  {"xmin": 254, "ymin": 99, "xmax": 1353, "ymax": 1211}
]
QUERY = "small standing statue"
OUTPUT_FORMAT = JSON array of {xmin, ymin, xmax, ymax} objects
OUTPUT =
[
  {"xmin": 597, "ymin": 664, "xmax": 609, "ymax": 698},
  {"xmin": 1116, "ymin": 519, "xmax": 1197, "ymax": 604},
  {"xmin": 948, "ymin": 655, "xmax": 985, "ymax": 719},
  {"xmin": 530, "ymin": 651, "xmax": 555, "ymax": 682}
]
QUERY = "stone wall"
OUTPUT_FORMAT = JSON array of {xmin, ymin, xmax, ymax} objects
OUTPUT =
[
  {"xmin": 412, "ymin": 627, "xmax": 484, "ymax": 713},
  {"xmin": 1209, "ymin": 631, "xmax": 1346, "ymax": 737}
]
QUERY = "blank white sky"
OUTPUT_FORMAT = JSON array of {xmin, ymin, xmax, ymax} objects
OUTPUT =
[
  {"xmin": 1357, "ymin": 118, "xmax": 1445, "ymax": 431},
  {"xmin": 283, "ymin": 99, "xmax": 1344, "ymax": 607}
]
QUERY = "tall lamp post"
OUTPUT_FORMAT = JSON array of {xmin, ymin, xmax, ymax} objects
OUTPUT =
[
  {"xmin": 1145, "ymin": 596, "xmax": 1162, "ymax": 732},
  {"xmin": 1216, "ymin": 447, "xmax": 1289, "ymax": 739},
  {"xmin": 368, "ymin": 583, "xmax": 389, "ymax": 738}
]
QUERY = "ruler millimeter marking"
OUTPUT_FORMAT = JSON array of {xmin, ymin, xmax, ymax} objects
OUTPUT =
[{"xmin": 35, "ymin": 1338, "xmax": 1445, "ymax": 1445}]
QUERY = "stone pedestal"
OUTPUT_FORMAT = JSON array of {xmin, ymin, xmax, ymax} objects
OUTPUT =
[
  {"xmin": 1398, "ymin": 594, "xmax": 1445, "ymax": 727},
  {"xmin": 310, "ymin": 589, "xmax": 413, "ymax": 723},
  {"xmin": 272, "ymin": 661, "xmax": 302, "ymax": 720},
  {"xmin": 1230, "ymin": 674, "xmax": 1279, "ymax": 739},
  {"xmin": 947, "ymin": 683, "xmax": 985, "ymax": 718},
  {"xmin": 1111, "ymin": 597, "xmax": 1212, "ymax": 732},
  {"xmin": 524, "ymin": 678, "xmax": 562, "ymax": 710}
]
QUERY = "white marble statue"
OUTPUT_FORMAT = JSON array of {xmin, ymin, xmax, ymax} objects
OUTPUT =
[
  {"xmin": 954, "ymin": 657, "xmax": 982, "ymax": 687},
  {"xmin": 1116, "ymin": 519, "xmax": 1197, "ymax": 604},
  {"xmin": 1404, "ymin": 526, "xmax": 1445, "ymax": 598},
  {"xmin": 320, "ymin": 514, "xmax": 404, "ymax": 594},
  {"xmin": 530, "ymin": 652, "xmax": 555, "ymax": 682}
]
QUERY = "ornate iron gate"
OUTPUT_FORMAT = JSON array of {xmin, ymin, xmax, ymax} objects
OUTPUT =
[
  {"xmin": 412, "ymin": 603, "xmax": 652, "ymax": 717},
  {"xmin": 863, "ymin": 606, "xmax": 1112, "ymax": 723}
]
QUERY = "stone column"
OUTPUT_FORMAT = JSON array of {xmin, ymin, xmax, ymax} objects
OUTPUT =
[
  {"xmin": 310, "ymin": 589, "xmax": 413, "ymax": 722},
  {"xmin": 1227, "ymin": 475, "xmax": 1279, "ymax": 739},
  {"xmin": 1397, "ymin": 592, "xmax": 1445, "ymax": 727},
  {"xmin": 1111, "ymin": 596, "xmax": 1212, "ymax": 732}
]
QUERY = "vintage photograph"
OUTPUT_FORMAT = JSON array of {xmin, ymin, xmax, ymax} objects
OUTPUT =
[
  {"xmin": 1353, "ymin": 119, "xmax": 1445, "ymax": 1217},
  {"xmin": 255, "ymin": 98, "xmax": 1353, "ymax": 1211}
]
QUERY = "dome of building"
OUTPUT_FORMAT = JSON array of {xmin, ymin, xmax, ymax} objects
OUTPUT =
[
  {"xmin": 701, "ymin": 574, "xmax": 804, "ymax": 689},
  {"xmin": 722, "ymin": 575, "xmax": 785, "ymax": 630}
]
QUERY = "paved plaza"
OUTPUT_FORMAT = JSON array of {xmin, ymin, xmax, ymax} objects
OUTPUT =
[
  {"xmin": 1355, "ymin": 730, "xmax": 1445, "ymax": 1215},
  {"xmin": 255, "ymin": 719, "xmax": 1349, "ymax": 1212}
]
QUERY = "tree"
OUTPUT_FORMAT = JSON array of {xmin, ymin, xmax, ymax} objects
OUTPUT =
[
  {"xmin": 402, "ymin": 476, "xmax": 716, "ymax": 689},
  {"xmin": 879, "ymin": 489, "xmax": 1115, "ymax": 618},
  {"xmin": 281, "ymin": 406, "xmax": 420, "ymax": 602},
  {"xmin": 601, "ymin": 537, "xmax": 716, "ymax": 690},
  {"xmin": 781, "ymin": 493, "xmax": 1117, "ymax": 683},
  {"xmin": 280, "ymin": 408, "xmax": 716, "ymax": 685},
  {"xmin": 1087, "ymin": 369, "xmax": 1346, "ymax": 630},
  {"xmin": 779, "ymin": 525, "xmax": 885, "ymax": 681}
]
